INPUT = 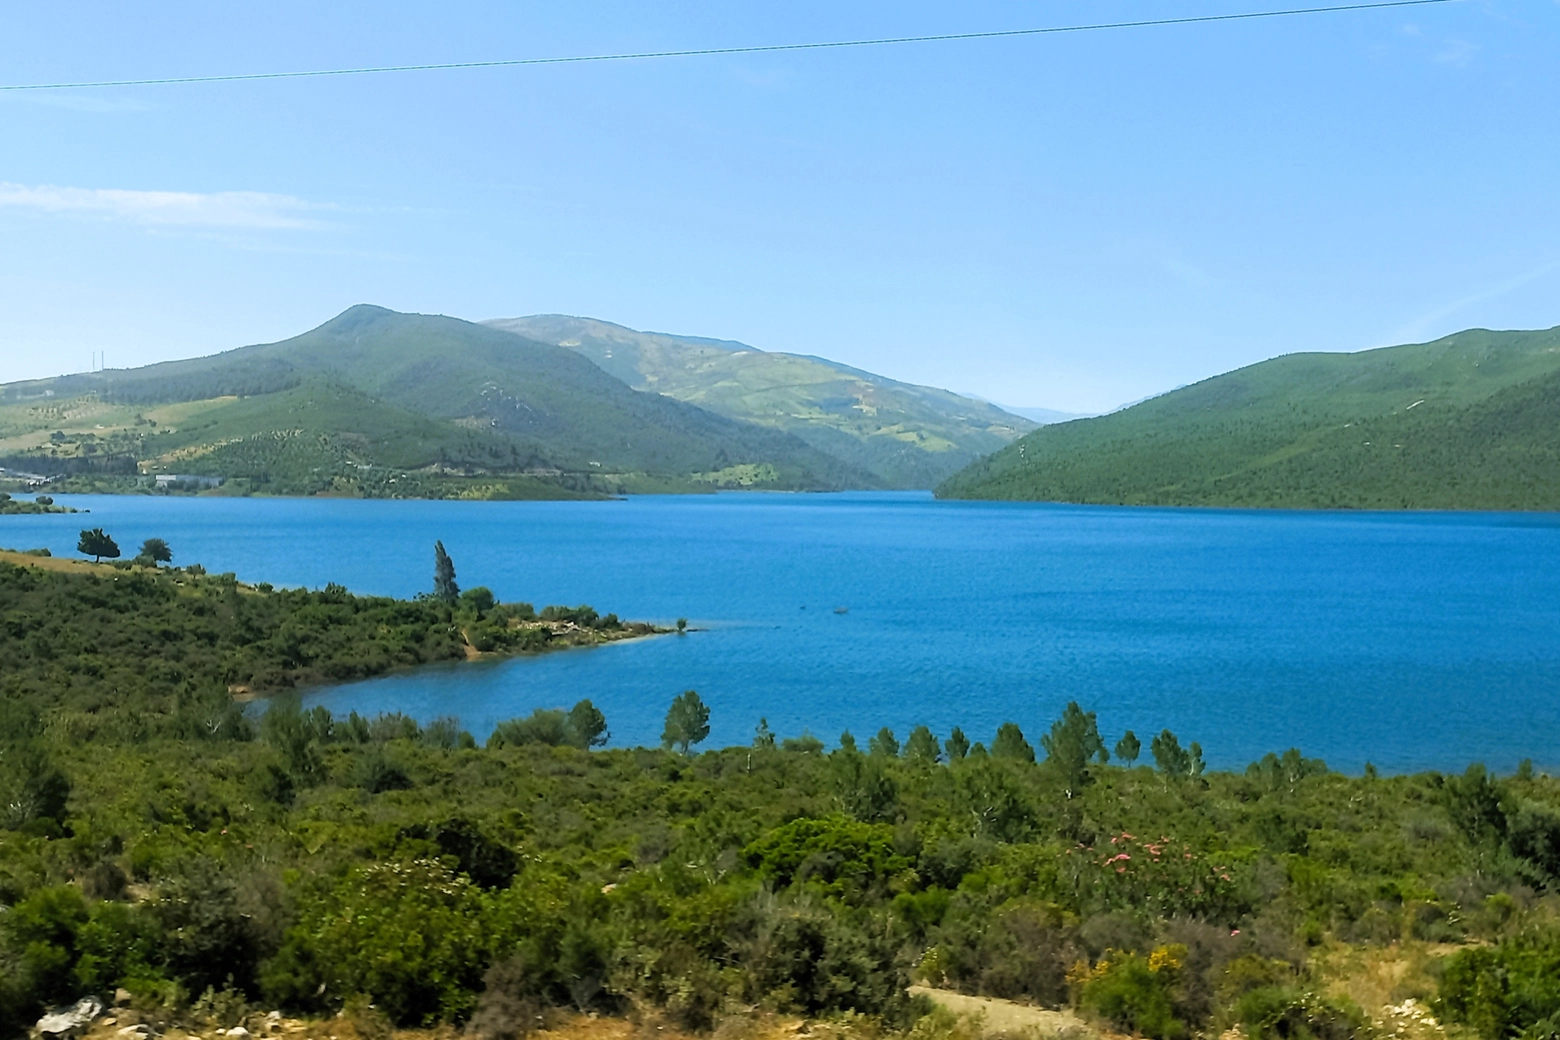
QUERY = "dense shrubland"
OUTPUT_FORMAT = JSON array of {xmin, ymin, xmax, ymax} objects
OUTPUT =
[{"xmin": 7, "ymin": 558, "xmax": 1560, "ymax": 1040}]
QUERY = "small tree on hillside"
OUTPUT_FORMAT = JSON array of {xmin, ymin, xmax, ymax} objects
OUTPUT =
[
  {"xmin": 992, "ymin": 721, "xmax": 1036, "ymax": 763},
  {"xmin": 1115, "ymin": 729, "xmax": 1142, "ymax": 765},
  {"xmin": 904, "ymin": 725, "xmax": 942, "ymax": 765},
  {"xmin": 662, "ymin": 690, "xmax": 710, "ymax": 754},
  {"xmin": 868, "ymin": 727, "xmax": 900, "ymax": 758},
  {"xmin": 946, "ymin": 726, "xmax": 971, "ymax": 761},
  {"xmin": 139, "ymin": 537, "xmax": 173, "ymax": 566},
  {"xmin": 1151, "ymin": 729, "xmax": 1205, "ymax": 779},
  {"xmin": 433, "ymin": 541, "xmax": 460, "ymax": 602},
  {"xmin": 566, "ymin": 699, "xmax": 609, "ymax": 749},
  {"xmin": 77, "ymin": 528, "xmax": 120, "ymax": 562},
  {"xmin": 1040, "ymin": 702, "xmax": 1108, "ymax": 797}
]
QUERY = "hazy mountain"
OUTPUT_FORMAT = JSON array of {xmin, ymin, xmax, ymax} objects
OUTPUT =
[
  {"xmin": 937, "ymin": 325, "xmax": 1560, "ymax": 510},
  {"xmin": 0, "ymin": 306, "xmax": 876, "ymax": 497},
  {"xmin": 484, "ymin": 315, "xmax": 1036, "ymax": 489},
  {"xmin": 964, "ymin": 400, "xmax": 1092, "ymax": 424}
]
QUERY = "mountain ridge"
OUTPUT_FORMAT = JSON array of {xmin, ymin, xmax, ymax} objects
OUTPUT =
[
  {"xmin": 484, "ymin": 314, "xmax": 1035, "ymax": 488},
  {"xmin": 936, "ymin": 324, "xmax": 1560, "ymax": 510},
  {"xmin": 0, "ymin": 306, "xmax": 881, "ymax": 497}
]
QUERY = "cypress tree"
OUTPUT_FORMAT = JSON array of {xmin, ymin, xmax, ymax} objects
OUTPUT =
[{"xmin": 433, "ymin": 541, "xmax": 460, "ymax": 602}]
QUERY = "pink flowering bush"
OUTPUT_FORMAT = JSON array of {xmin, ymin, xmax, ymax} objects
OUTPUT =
[{"xmin": 1062, "ymin": 832, "xmax": 1247, "ymax": 920}]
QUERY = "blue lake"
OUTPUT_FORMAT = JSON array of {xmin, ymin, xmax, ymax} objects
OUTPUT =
[{"xmin": 7, "ymin": 492, "xmax": 1560, "ymax": 773}]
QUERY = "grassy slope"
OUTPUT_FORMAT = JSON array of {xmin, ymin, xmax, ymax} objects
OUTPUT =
[
  {"xmin": 937, "ymin": 325, "xmax": 1560, "ymax": 509},
  {"xmin": 486, "ymin": 315, "xmax": 1035, "ymax": 489},
  {"xmin": 0, "ymin": 307, "xmax": 876, "ymax": 493}
]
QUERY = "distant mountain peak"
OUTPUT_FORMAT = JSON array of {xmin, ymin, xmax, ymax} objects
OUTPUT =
[{"xmin": 485, "ymin": 313, "xmax": 1037, "ymax": 489}]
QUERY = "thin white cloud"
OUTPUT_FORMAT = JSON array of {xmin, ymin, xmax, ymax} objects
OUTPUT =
[
  {"xmin": 1385, "ymin": 258, "xmax": 1560, "ymax": 344},
  {"xmin": 0, "ymin": 182, "xmax": 326, "ymax": 229}
]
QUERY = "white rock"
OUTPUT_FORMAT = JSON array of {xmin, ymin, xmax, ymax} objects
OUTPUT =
[
  {"xmin": 228, "ymin": 1029, "xmax": 251, "ymax": 1038},
  {"xmin": 36, "ymin": 998, "xmax": 104, "ymax": 1040}
]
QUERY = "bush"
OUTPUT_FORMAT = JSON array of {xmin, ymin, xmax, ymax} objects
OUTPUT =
[
  {"xmin": 264, "ymin": 859, "xmax": 490, "ymax": 1025},
  {"xmin": 1438, "ymin": 929, "xmax": 1560, "ymax": 1039},
  {"xmin": 488, "ymin": 700, "xmax": 608, "ymax": 750},
  {"xmin": 466, "ymin": 953, "xmax": 549, "ymax": 1040},
  {"xmin": 0, "ymin": 744, "xmax": 70, "ymax": 830},
  {"xmin": 1076, "ymin": 946, "xmax": 1188, "ymax": 1040},
  {"xmin": 149, "ymin": 861, "xmax": 266, "ymax": 996},
  {"xmin": 1233, "ymin": 987, "xmax": 1365, "ymax": 1040},
  {"xmin": 744, "ymin": 817, "xmax": 911, "ymax": 901}
]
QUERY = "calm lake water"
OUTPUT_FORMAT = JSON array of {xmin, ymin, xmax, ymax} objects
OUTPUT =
[{"xmin": 8, "ymin": 492, "xmax": 1560, "ymax": 773}]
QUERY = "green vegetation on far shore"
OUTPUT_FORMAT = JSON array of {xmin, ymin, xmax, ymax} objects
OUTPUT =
[
  {"xmin": 937, "ymin": 325, "xmax": 1560, "ymax": 510},
  {"xmin": 0, "ymin": 493, "xmax": 70, "ymax": 515},
  {"xmin": 7, "ymin": 552, "xmax": 1560, "ymax": 1040},
  {"xmin": 0, "ymin": 306, "xmax": 881, "ymax": 498}
]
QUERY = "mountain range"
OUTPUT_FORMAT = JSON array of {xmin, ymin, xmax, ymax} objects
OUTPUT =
[
  {"xmin": 0, "ymin": 306, "xmax": 1034, "ymax": 498},
  {"xmin": 484, "ymin": 315, "xmax": 1034, "ymax": 489},
  {"xmin": 936, "ymin": 325, "xmax": 1560, "ymax": 510}
]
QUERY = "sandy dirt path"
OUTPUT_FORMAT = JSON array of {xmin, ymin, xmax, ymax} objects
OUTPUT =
[{"xmin": 909, "ymin": 986, "xmax": 1096, "ymax": 1040}]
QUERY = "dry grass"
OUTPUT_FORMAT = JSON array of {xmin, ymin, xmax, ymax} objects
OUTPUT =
[
  {"xmin": 1311, "ymin": 941, "xmax": 1467, "ymax": 1040},
  {"xmin": 0, "ymin": 548, "xmax": 105, "ymax": 576}
]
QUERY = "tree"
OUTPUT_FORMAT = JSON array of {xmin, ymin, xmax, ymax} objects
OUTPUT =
[
  {"xmin": 566, "ymin": 699, "xmax": 609, "ymax": 749},
  {"xmin": 1040, "ymin": 702, "xmax": 1107, "ymax": 797},
  {"xmin": 488, "ymin": 699, "xmax": 608, "ymax": 750},
  {"xmin": 77, "ymin": 528, "xmax": 120, "ymax": 562},
  {"xmin": 869, "ymin": 727, "xmax": 900, "ymax": 758},
  {"xmin": 138, "ymin": 537, "xmax": 172, "ymax": 565},
  {"xmin": 662, "ymin": 690, "xmax": 710, "ymax": 754},
  {"xmin": 433, "ymin": 541, "xmax": 460, "ymax": 602},
  {"xmin": 753, "ymin": 718, "xmax": 776, "ymax": 749},
  {"xmin": 946, "ymin": 726, "xmax": 971, "ymax": 761},
  {"xmin": 831, "ymin": 746, "xmax": 898, "ymax": 822},
  {"xmin": 1150, "ymin": 729, "xmax": 1204, "ymax": 779},
  {"xmin": 904, "ymin": 725, "xmax": 942, "ymax": 765},
  {"xmin": 460, "ymin": 586, "xmax": 496, "ymax": 616},
  {"xmin": 992, "ymin": 721, "xmax": 1036, "ymax": 763},
  {"xmin": 1115, "ymin": 729, "xmax": 1142, "ymax": 765}
]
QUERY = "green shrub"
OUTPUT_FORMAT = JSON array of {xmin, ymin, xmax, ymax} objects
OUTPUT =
[
  {"xmin": 1233, "ymin": 987, "xmax": 1365, "ymax": 1040},
  {"xmin": 743, "ymin": 817, "xmax": 911, "ymax": 901},
  {"xmin": 264, "ymin": 859, "xmax": 490, "ymax": 1025},
  {"xmin": 1076, "ymin": 946, "xmax": 1187, "ymax": 1040},
  {"xmin": 1438, "ymin": 929, "xmax": 1560, "ymax": 1039}
]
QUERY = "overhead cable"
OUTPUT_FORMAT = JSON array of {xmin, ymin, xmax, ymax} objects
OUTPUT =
[{"xmin": 0, "ymin": 0, "xmax": 1459, "ymax": 92}]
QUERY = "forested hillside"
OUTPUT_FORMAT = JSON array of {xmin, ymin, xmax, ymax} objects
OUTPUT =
[
  {"xmin": 0, "ymin": 307, "xmax": 874, "ymax": 497},
  {"xmin": 486, "ymin": 315, "xmax": 1034, "ymax": 488},
  {"xmin": 938, "ymin": 325, "xmax": 1560, "ymax": 509},
  {"xmin": 6, "ymin": 555, "xmax": 1560, "ymax": 1040}
]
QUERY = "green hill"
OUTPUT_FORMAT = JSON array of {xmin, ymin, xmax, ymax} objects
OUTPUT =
[
  {"xmin": 0, "ymin": 306, "xmax": 876, "ymax": 497},
  {"xmin": 485, "ymin": 314, "xmax": 1035, "ymax": 488},
  {"xmin": 936, "ymin": 325, "xmax": 1560, "ymax": 510}
]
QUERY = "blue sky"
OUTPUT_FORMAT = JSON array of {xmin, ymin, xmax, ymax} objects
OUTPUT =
[{"xmin": 0, "ymin": 0, "xmax": 1555, "ymax": 413}]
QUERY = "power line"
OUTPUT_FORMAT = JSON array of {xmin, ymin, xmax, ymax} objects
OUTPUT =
[{"xmin": 0, "ymin": 0, "xmax": 1458, "ymax": 92}]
